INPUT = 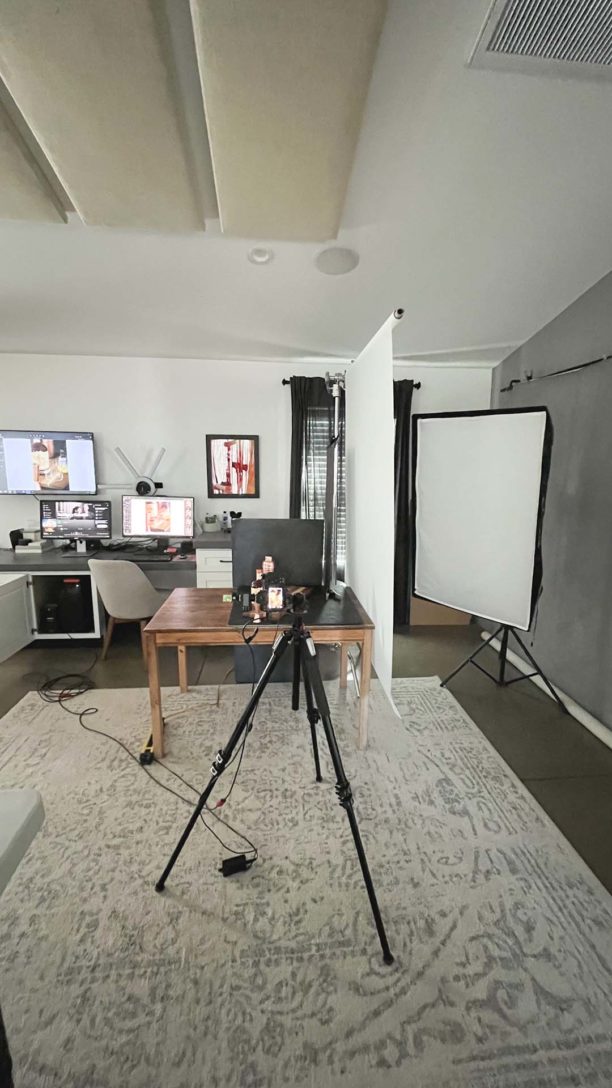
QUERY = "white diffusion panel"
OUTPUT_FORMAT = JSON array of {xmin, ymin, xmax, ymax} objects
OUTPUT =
[
  {"xmin": 346, "ymin": 312, "xmax": 401, "ymax": 702},
  {"xmin": 413, "ymin": 410, "xmax": 548, "ymax": 631}
]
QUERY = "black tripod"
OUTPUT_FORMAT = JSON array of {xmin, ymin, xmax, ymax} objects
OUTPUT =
[
  {"xmin": 155, "ymin": 613, "xmax": 394, "ymax": 965},
  {"xmin": 441, "ymin": 623, "xmax": 568, "ymax": 713}
]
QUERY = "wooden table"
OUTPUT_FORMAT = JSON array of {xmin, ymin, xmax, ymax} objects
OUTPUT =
[{"xmin": 144, "ymin": 587, "xmax": 374, "ymax": 758}]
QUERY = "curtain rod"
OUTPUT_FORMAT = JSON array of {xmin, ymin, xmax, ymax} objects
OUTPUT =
[
  {"xmin": 281, "ymin": 378, "xmax": 422, "ymax": 388},
  {"xmin": 500, "ymin": 352, "xmax": 612, "ymax": 393}
]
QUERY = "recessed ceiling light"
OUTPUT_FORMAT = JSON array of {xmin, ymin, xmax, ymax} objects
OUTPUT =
[
  {"xmin": 247, "ymin": 246, "xmax": 274, "ymax": 265},
  {"xmin": 315, "ymin": 247, "xmax": 360, "ymax": 275}
]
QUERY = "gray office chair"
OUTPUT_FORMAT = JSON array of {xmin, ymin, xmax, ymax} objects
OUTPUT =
[{"xmin": 88, "ymin": 559, "xmax": 167, "ymax": 665}]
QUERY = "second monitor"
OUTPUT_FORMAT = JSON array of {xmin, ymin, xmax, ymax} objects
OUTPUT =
[
  {"xmin": 40, "ymin": 499, "xmax": 111, "ymax": 550},
  {"xmin": 122, "ymin": 495, "xmax": 194, "ymax": 550}
]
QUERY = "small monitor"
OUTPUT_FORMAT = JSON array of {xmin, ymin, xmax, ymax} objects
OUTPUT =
[
  {"xmin": 122, "ymin": 495, "xmax": 194, "ymax": 540},
  {"xmin": 0, "ymin": 430, "xmax": 97, "ymax": 494},
  {"xmin": 40, "ymin": 499, "xmax": 112, "ymax": 540}
]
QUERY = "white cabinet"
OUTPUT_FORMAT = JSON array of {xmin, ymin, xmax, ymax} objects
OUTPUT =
[
  {"xmin": 0, "ymin": 575, "xmax": 33, "ymax": 663},
  {"xmin": 196, "ymin": 548, "xmax": 233, "ymax": 588}
]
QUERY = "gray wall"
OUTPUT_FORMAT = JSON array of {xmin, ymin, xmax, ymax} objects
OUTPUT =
[{"xmin": 491, "ymin": 271, "xmax": 612, "ymax": 729}]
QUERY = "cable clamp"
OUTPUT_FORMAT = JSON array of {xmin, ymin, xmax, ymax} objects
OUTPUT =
[{"xmin": 210, "ymin": 750, "xmax": 227, "ymax": 777}]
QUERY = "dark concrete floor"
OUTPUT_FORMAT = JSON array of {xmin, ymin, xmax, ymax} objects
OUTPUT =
[
  {"xmin": 0, "ymin": 623, "xmax": 234, "ymax": 722},
  {"xmin": 393, "ymin": 625, "xmax": 612, "ymax": 894},
  {"xmin": 2, "ymin": 622, "xmax": 611, "ymax": 893}
]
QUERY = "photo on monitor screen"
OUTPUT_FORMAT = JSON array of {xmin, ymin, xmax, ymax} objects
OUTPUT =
[
  {"xmin": 0, "ymin": 430, "xmax": 97, "ymax": 494},
  {"xmin": 121, "ymin": 496, "xmax": 194, "ymax": 539}
]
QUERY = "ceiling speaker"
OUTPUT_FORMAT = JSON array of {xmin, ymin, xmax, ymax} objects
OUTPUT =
[{"xmin": 314, "ymin": 247, "xmax": 360, "ymax": 275}]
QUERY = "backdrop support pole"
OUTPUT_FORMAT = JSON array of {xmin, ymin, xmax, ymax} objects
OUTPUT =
[{"xmin": 324, "ymin": 372, "xmax": 345, "ymax": 599}]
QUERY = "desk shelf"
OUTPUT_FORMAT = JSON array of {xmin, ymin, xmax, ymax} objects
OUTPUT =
[{"xmin": 29, "ymin": 570, "xmax": 101, "ymax": 640}]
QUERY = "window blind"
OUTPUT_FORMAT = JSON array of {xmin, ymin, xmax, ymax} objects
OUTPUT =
[{"xmin": 301, "ymin": 405, "xmax": 346, "ymax": 578}]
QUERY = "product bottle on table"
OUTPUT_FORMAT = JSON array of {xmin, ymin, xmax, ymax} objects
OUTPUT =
[{"xmin": 250, "ymin": 568, "xmax": 263, "ymax": 604}]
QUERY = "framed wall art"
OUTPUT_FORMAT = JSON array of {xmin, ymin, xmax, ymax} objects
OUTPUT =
[{"xmin": 206, "ymin": 434, "xmax": 260, "ymax": 498}]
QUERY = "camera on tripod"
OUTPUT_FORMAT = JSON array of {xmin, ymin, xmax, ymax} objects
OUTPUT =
[
  {"xmin": 254, "ymin": 577, "xmax": 288, "ymax": 614},
  {"xmin": 238, "ymin": 554, "xmax": 306, "ymax": 621}
]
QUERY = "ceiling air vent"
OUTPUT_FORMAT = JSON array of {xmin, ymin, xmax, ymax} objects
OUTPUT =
[{"xmin": 468, "ymin": 0, "xmax": 612, "ymax": 81}]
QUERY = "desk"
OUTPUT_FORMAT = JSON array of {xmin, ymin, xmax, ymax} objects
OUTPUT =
[
  {"xmin": 0, "ymin": 549, "xmax": 198, "ymax": 573},
  {"xmin": 0, "ymin": 548, "xmax": 196, "ymax": 646},
  {"xmin": 144, "ymin": 587, "xmax": 374, "ymax": 757}
]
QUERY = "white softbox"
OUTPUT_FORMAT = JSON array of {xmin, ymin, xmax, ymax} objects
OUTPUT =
[{"xmin": 412, "ymin": 408, "xmax": 551, "ymax": 631}]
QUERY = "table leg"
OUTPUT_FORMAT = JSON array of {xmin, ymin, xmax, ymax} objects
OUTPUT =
[
  {"xmin": 177, "ymin": 644, "xmax": 188, "ymax": 693},
  {"xmin": 357, "ymin": 629, "xmax": 372, "ymax": 750},
  {"xmin": 146, "ymin": 632, "xmax": 164, "ymax": 759},
  {"xmin": 339, "ymin": 643, "xmax": 349, "ymax": 689}
]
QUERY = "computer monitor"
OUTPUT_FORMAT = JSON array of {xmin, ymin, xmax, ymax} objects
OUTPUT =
[
  {"xmin": 40, "ymin": 500, "xmax": 111, "ymax": 541},
  {"xmin": 122, "ymin": 495, "xmax": 194, "ymax": 546},
  {"xmin": 0, "ymin": 430, "xmax": 97, "ymax": 494}
]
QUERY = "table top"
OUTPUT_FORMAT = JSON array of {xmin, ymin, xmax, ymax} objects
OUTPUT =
[{"xmin": 145, "ymin": 586, "xmax": 373, "ymax": 634}]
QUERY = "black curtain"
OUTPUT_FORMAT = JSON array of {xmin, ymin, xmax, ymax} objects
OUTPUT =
[
  {"xmin": 393, "ymin": 379, "xmax": 414, "ymax": 626},
  {"xmin": 289, "ymin": 376, "xmax": 334, "ymax": 518}
]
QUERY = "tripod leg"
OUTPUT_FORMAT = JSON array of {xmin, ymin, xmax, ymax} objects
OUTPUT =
[
  {"xmin": 292, "ymin": 638, "xmax": 301, "ymax": 712},
  {"xmin": 300, "ymin": 649, "xmax": 323, "ymax": 783},
  {"xmin": 510, "ymin": 629, "xmax": 569, "ymax": 714},
  {"xmin": 155, "ymin": 628, "xmax": 293, "ymax": 891},
  {"xmin": 301, "ymin": 635, "xmax": 394, "ymax": 965},
  {"xmin": 498, "ymin": 626, "xmax": 509, "ymax": 685},
  {"xmin": 441, "ymin": 624, "xmax": 504, "ymax": 687}
]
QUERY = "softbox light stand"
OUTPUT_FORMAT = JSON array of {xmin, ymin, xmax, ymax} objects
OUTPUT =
[{"xmin": 441, "ymin": 624, "xmax": 568, "ymax": 713}]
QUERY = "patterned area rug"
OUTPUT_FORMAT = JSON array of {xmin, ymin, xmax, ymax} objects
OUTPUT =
[{"xmin": 1, "ymin": 678, "xmax": 612, "ymax": 1088}]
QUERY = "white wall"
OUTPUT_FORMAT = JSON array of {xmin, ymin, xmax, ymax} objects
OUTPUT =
[
  {"xmin": 0, "ymin": 354, "xmax": 330, "ymax": 546},
  {"xmin": 393, "ymin": 363, "xmax": 493, "ymax": 415},
  {"xmin": 0, "ymin": 354, "xmax": 493, "ymax": 548}
]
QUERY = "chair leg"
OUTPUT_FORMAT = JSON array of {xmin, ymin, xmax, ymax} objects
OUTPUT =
[
  {"xmin": 101, "ymin": 616, "xmax": 115, "ymax": 661},
  {"xmin": 139, "ymin": 621, "xmax": 148, "ymax": 669}
]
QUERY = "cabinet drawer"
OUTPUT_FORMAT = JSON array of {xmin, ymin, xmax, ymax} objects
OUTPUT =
[
  {"xmin": 196, "ymin": 549, "xmax": 233, "ymax": 573},
  {"xmin": 197, "ymin": 572, "xmax": 233, "ymax": 589}
]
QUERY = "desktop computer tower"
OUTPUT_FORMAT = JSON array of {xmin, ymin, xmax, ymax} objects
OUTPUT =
[{"xmin": 57, "ymin": 578, "xmax": 93, "ymax": 634}]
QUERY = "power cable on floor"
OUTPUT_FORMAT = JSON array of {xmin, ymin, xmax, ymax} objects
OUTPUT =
[{"xmin": 35, "ymin": 669, "xmax": 257, "ymax": 862}]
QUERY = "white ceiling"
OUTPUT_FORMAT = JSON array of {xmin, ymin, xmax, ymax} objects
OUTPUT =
[
  {"xmin": 0, "ymin": 0, "xmax": 208, "ymax": 230},
  {"xmin": 191, "ymin": 0, "xmax": 386, "ymax": 240},
  {"xmin": 0, "ymin": 101, "xmax": 63, "ymax": 222},
  {"xmin": 1, "ymin": 0, "xmax": 611, "ymax": 361}
]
